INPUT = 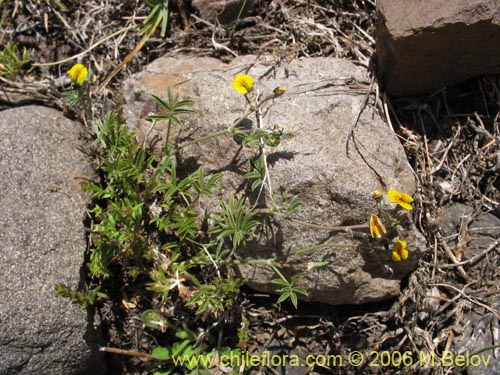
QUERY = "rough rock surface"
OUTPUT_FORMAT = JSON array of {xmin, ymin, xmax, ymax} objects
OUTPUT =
[
  {"xmin": 455, "ymin": 299, "xmax": 500, "ymax": 375},
  {"xmin": 0, "ymin": 106, "xmax": 105, "ymax": 374},
  {"xmin": 376, "ymin": 0, "xmax": 500, "ymax": 96},
  {"xmin": 440, "ymin": 203, "xmax": 500, "ymax": 268},
  {"xmin": 192, "ymin": 0, "xmax": 256, "ymax": 24},
  {"xmin": 440, "ymin": 203, "xmax": 500, "ymax": 375},
  {"xmin": 122, "ymin": 54, "xmax": 426, "ymax": 305}
]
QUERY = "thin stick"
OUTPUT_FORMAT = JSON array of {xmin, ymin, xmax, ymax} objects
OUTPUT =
[
  {"xmin": 33, "ymin": 26, "xmax": 133, "ymax": 67},
  {"xmin": 345, "ymin": 74, "xmax": 375, "ymax": 155},
  {"xmin": 100, "ymin": 346, "xmax": 154, "ymax": 360},
  {"xmin": 143, "ymin": 119, "xmax": 158, "ymax": 149},
  {"xmin": 431, "ymin": 283, "xmax": 500, "ymax": 320},
  {"xmin": 97, "ymin": 26, "xmax": 155, "ymax": 93},
  {"xmin": 441, "ymin": 241, "xmax": 468, "ymax": 279},
  {"xmin": 431, "ymin": 124, "xmax": 461, "ymax": 174},
  {"xmin": 253, "ymin": 91, "xmax": 275, "ymax": 206},
  {"xmin": 439, "ymin": 239, "xmax": 499, "ymax": 269}
]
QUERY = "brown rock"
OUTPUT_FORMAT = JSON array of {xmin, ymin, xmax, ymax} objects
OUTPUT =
[
  {"xmin": 192, "ymin": 0, "xmax": 255, "ymax": 24},
  {"xmin": 376, "ymin": 0, "xmax": 500, "ymax": 96},
  {"xmin": 122, "ymin": 54, "xmax": 426, "ymax": 305}
]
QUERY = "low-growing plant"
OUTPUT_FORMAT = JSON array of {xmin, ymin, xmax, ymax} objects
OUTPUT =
[
  {"xmin": 0, "ymin": 42, "xmax": 29, "ymax": 80},
  {"xmin": 54, "ymin": 284, "xmax": 107, "ymax": 309},
  {"xmin": 370, "ymin": 188, "xmax": 415, "ymax": 263},
  {"xmin": 57, "ymin": 65, "xmax": 417, "ymax": 373},
  {"xmin": 62, "ymin": 63, "xmax": 91, "ymax": 117}
]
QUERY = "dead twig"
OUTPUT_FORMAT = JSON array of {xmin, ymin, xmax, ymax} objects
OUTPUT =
[
  {"xmin": 439, "ymin": 239, "xmax": 500, "ymax": 269},
  {"xmin": 33, "ymin": 26, "xmax": 134, "ymax": 67},
  {"xmin": 431, "ymin": 283, "xmax": 500, "ymax": 320}
]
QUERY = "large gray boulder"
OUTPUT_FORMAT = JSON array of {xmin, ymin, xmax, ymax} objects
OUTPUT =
[
  {"xmin": 122, "ymin": 54, "xmax": 426, "ymax": 305},
  {"xmin": 0, "ymin": 106, "xmax": 105, "ymax": 374},
  {"xmin": 376, "ymin": 0, "xmax": 500, "ymax": 96}
]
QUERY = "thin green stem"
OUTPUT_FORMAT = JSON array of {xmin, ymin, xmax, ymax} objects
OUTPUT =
[
  {"xmin": 166, "ymin": 119, "xmax": 172, "ymax": 149},
  {"xmin": 178, "ymin": 128, "xmax": 233, "ymax": 149},
  {"xmin": 230, "ymin": 0, "xmax": 248, "ymax": 36},
  {"xmin": 255, "ymin": 209, "xmax": 369, "ymax": 232},
  {"xmin": 253, "ymin": 91, "xmax": 276, "ymax": 206},
  {"xmin": 177, "ymin": 91, "xmax": 281, "ymax": 150},
  {"xmin": 286, "ymin": 236, "xmax": 336, "ymax": 257},
  {"xmin": 225, "ymin": 234, "xmax": 341, "ymax": 268},
  {"xmin": 266, "ymin": 261, "xmax": 287, "ymax": 281}
]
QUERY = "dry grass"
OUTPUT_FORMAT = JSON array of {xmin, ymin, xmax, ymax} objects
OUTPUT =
[{"xmin": 1, "ymin": 0, "xmax": 499, "ymax": 374}]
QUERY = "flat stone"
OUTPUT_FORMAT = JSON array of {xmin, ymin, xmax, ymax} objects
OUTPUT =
[
  {"xmin": 0, "ymin": 106, "xmax": 105, "ymax": 374},
  {"xmin": 122, "ymin": 54, "xmax": 426, "ymax": 305},
  {"xmin": 376, "ymin": 0, "xmax": 500, "ymax": 96}
]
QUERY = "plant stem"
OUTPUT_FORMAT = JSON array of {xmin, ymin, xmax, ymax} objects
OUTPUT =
[
  {"xmin": 227, "ymin": 235, "xmax": 339, "ymax": 267},
  {"xmin": 255, "ymin": 209, "xmax": 369, "ymax": 232},
  {"xmin": 178, "ymin": 91, "xmax": 282, "ymax": 150},
  {"xmin": 267, "ymin": 261, "xmax": 286, "ymax": 280},
  {"xmin": 166, "ymin": 118, "xmax": 172, "ymax": 149},
  {"xmin": 178, "ymin": 128, "xmax": 233, "ymax": 149}
]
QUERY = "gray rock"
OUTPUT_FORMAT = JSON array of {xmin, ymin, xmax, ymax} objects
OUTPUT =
[
  {"xmin": 455, "ymin": 302, "xmax": 500, "ymax": 375},
  {"xmin": 122, "ymin": 54, "xmax": 426, "ymax": 305},
  {"xmin": 440, "ymin": 203, "xmax": 500, "ymax": 375},
  {"xmin": 0, "ymin": 106, "xmax": 105, "ymax": 374},
  {"xmin": 376, "ymin": 0, "xmax": 500, "ymax": 96},
  {"xmin": 439, "ymin": 203, "xmax": 500, "ymax": 266}
]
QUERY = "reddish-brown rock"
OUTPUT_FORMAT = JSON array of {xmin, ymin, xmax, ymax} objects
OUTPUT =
[
  {"xmin": 192, "ymin": 0, "xmax": 255, "ymax": 24},
  {"xmin": 376, "ymin": 0, "xmax": 500, "ymax": 96}
]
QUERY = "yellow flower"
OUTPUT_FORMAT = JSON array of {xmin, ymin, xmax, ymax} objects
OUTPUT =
[
  {"xmin": 369, "ymin": 214, "xmax": 387, "ymax": 239},
  {"xmin": 232, "ymin": 73, "xmax": 254, "ymax": 94},
  {"xmin": 372, "ymin": 190, "xmax": 383, "ymax": 200},
  {"xmin": 392, "ymin": 240, "xmax": 409, "ymax": 261},
  {"xmin": 387, "ymin": 189, "xmax": 414, "ymax": 211},
  {"xmin": 67, "ymin": 63, "xmax": 88, "ymax": 84}
]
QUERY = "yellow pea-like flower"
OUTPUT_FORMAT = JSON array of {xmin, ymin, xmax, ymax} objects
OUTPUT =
[
  {"xmin": 369, "ymin": 214, "xmax": 386, "ymax": 239},
  {"xmin": 392, "ymin": 240, "xmax": 409, "ymax": 261},
  {"xmin": 67, "ymin": 63, "xmax": 88, "ymax": 85},
  {"xmin": 387, "ymin": 189, "xmax": 414, "ymax": 211},
  {"xmin": 232, "ymin": 73, "xmax": 254, "ymax": 94}
]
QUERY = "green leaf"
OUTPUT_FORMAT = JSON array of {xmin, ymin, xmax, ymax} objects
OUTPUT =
[
  {"xmin": 264, "ymin": 133, "xmax": 281, "ymax": 147},
  {"xmin": 153, "ymin": 371, "xmax": 173, "ymax": 375},
  {"xmin": 141, "ymin": 309, "xmax": 169, "ymax": 331},
  {"xmin": 172, "ymin": 339, "xmax": 193, "ymax": 356},
  {"xmin": 208, "ymin": 195, "xmax": 260, "ymax": 249},
  {"xmin": 271, "ymin": 278, "xmax": 290, "ymax": 287},
  {"xmin": 152, "ymin": 346, "xmax": 172, "ymax": 361},
  {"xmin": 160, "ymin": 5, "xmax": 169, "ymax": 37},
  {"xmin": 244, "ymin": 155, "xmax": 265, "ymax": 192},
  {"xmin": 272, "ymin": 273, "xmax": 308, "ymax": 308},
  {"xmin": 0, "ymin": 43, "xmax": 30, "ymax": 80},
  {"xmin": 54, "ymin": 285, "xmax": 106, "ymax": 309},
  {"xmin": 175, "ymin": 324, "xmax": 197, "ymax": 341}
]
